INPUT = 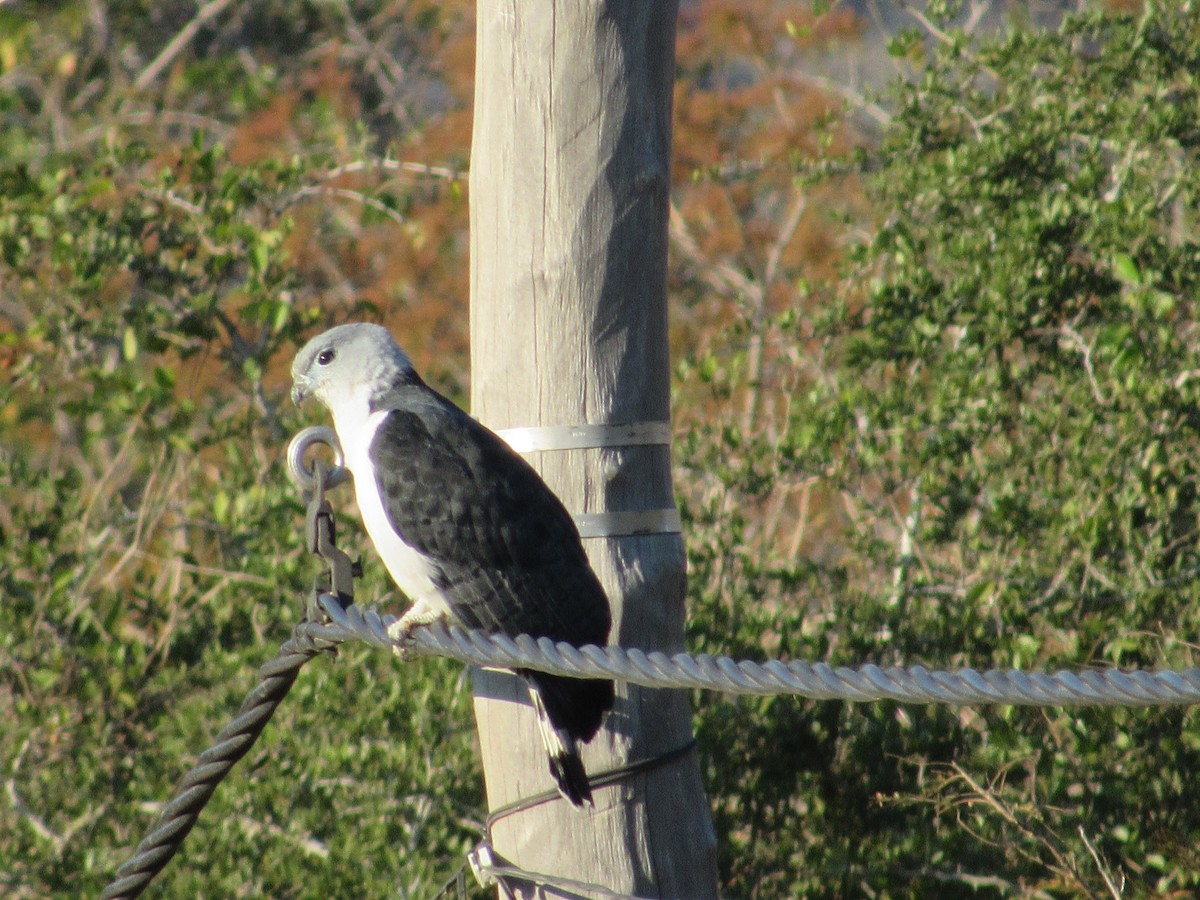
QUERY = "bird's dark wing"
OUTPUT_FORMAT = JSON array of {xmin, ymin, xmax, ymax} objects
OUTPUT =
[{"xmin": 368, "ymin": 383, "xmax": 611, "ymax": 647}]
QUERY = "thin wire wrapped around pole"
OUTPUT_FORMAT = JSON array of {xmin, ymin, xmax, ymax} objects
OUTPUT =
[
  {"xmin": 99, "ymin": 625, "xmax": 341, "ymax": 900},
  {"xmin": 313, "ymin": 596, "xmax": 1200, "ymax": 708}
]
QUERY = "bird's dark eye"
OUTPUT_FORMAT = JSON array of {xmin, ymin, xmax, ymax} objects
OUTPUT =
[{"xmin": 317, "ymin": 349, "xmax": 335, "ymax": 366}]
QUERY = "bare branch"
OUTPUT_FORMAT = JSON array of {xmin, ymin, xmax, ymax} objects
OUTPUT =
[
  {"xmin": 1078, "ymin": 826, "xmax": 1125, "ymax": 900},
  {"xmin": 894, "ymin": 0, "xmax": 1002, "ymax": 82},
  {"xmin": 668, "ymin": 202, "xmax": 759, "ymax": 303},
  {"xmin": 315, "ymin": 158, "xmax": 463, "ymax": 184},
  {"xmin": 1030, "ymin": 325, "xmax": 1109, "ymax": 406},
  {"xmin": 134, "ymin": 0, "xmax": 237, "ymax": 91},
  {"xmin": 5, "ymin": 741, "xmax": 65, "ymax": 855},
  {"xmin": 291, "ymin": 185, "xmax": 408, "ymax": 227},
  {"xmin": 764, "ymin": 192, "xmax": 807, "ymax": 289},
  {"xmin": 784, "ymin": 70, "xmax": 892, "ymax": 127}
]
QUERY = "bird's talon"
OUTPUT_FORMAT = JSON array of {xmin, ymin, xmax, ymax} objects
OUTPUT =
[{"xmin": 387, "ymin": 620, "xmax": 417, "ymax": 657}]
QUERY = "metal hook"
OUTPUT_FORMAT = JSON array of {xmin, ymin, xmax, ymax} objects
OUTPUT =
[
  {"xmin": 298, "ymin": 451, "xmax": 359, "ymax": 623},
  {"xmin": 287, "ymin": 426, "xmax": 351, "ymax": 491}
]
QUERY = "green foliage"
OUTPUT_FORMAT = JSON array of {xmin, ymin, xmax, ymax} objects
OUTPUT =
[
  {"xmin": 681, "ymin": 3, "xmax": 1200, "ymax": 896},
  {"xmin": 1, "ymin": 2, "xmax": 480, "ymax": 896},
  {"xmin": 10, "ymin": 0, "xmax": 1200, "ymax": 897}
]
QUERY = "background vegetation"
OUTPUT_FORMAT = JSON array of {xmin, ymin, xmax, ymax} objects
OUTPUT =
[{"xmin": 3, "ymin": 1, "xmax": 1199, "ymax": 896}]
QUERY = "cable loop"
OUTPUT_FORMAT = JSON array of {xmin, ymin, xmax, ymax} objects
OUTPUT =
[{"xmin": 287, "ymin": 425, "xmax": 350, "ymax": 491}]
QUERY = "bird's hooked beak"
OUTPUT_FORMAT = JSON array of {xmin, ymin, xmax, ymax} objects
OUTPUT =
[{"xmin": 291, "ymin": 376, "xmax": 312, "ymax": 407}]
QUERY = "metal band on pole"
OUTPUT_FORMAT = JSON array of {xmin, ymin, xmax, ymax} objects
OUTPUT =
[
  {"xmin": 574, "ymin": 509, "xmax": 682, "ymax": 538},
  {"xmin": 495, "ymin": 422, "xmax": 672, "ymax": 453},
  {"xmin": 495, "ymin": 423, "xmax": 679, "ymax": 537}
]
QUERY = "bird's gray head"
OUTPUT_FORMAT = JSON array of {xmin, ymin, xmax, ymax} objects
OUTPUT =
[{"xmin": 290, "ymin": 323, "xmax": 417, "ymax": 410}]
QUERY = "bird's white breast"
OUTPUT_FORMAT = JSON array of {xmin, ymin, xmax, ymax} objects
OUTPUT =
[{"xmin": 332, "ymin": 399, "xmax": 449, "ymax": 615}]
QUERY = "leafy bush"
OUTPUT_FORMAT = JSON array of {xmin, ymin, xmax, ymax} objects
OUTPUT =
[
  {"xmin": 680, "ymin": 4, "xmax": 1200, "ymax": 895},
  {"xmin": 1, "ymin": 3, "xmax": 482, "ymax": 896}
]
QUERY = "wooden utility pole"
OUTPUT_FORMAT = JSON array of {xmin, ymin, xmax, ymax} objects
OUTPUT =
[{"xmin": 469, "ymin": 2, "xmax": 718, "ymax": 897}]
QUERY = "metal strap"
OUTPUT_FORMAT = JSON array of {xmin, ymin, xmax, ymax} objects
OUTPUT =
[
  {"xmin": 574, "ymin": 509, "xmax": 682, "ymax": 538},
  {"xmin": 495, "ymin": 421, "xmax": 671, "ymax": 452},
  {"xmin": 494, "ymin": 422, "xmax": 680, "ymax": 537}
]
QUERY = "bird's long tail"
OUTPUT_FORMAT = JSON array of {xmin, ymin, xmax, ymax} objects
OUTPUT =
[{"xmin": 524, "ymin": 672, "xmax": 614, "ymax": 807}]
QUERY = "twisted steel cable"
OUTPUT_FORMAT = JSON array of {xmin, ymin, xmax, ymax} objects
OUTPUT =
[
  {"xmin": 312, "ymin": 596, "xmax": 1200, "ymax": 708},
  {"xmin": 99, "ymin": 624, "xmax": 341, "ymax": 900}
]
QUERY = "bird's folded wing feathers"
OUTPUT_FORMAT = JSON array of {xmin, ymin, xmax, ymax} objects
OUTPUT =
[{"xmin": 368, "ymin": 386, "xmax": 611, "ymax": 644}]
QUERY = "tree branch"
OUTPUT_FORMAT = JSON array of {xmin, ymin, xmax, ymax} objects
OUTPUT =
[{"xmin": 134, "ymin": 0, "xmax": 237, "ymax": 91}]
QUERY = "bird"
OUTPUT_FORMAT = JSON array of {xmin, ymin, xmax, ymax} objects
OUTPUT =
[{"xmin": 290, "ymin": 322, "xmax": 613, "ymax": 806}]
